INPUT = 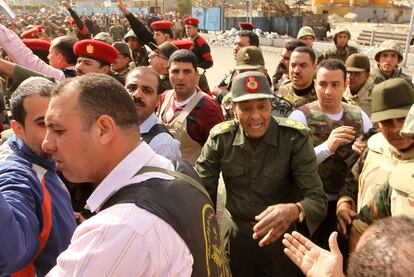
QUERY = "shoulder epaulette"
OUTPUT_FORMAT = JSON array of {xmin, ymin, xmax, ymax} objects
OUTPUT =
[
  {"xmin": 210, "ymin": 120, "xmax": 237, "ymax": 138},
  {"xmin": 275, "ymin": 117, "xmax": 309, "ymax": 136}
]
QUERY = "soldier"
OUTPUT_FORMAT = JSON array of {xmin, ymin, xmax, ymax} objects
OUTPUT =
[
  {"xmin": 195, "ymin": 71, "xmax": 327, "ymax": 276},
  {"xmin": 289, "ymin": 59, "xmax": 373, "ymax": 251},
  {"xmin": 335, "ymin": 78, "xmax": 414, "ymax": 250},
  {"xmin": 297, "ymin": 26, "xmax": 321, "ymax": 60},
  {"xmin": 184, "ymin": 17, "xmax": 213, "ymax": 93},
  {"xmin": 344, "ymin": 53, "xmax": 375, "ymax": 116},
  {"xmin": 321, "ymin": 27, "xmax": 358, "ymax": 63},
  {"xmin": 272, "ymin": 39, "xmax": 307, "ymax": 91},
  {"xmin": 278, "ymin": 46, "xmax": 318, "ymax": 108},
  {"xmin": 158, "ymin": 50, "xmax": 224, "ymax": 165},
  {"xmin": 220, "ymin": 46, "xmax": 293, "ymax": 119},
  {"xmin": 111, "ymin": 42, "xmax": 134, "ymax": 78},
  {"xmin": 212, "ymin": 30, "xmax": 259, "ymax": 100},
  {"xmin": 371, "ymin": 40, "xmax": 412, "ymax": 85},
  {"xmin": 116, "ymin": 0, "xmax": 172, "ymax": 47},
  {"xmin": 123, "ymin": 30, "xmax": 149, "ymax": 67}
]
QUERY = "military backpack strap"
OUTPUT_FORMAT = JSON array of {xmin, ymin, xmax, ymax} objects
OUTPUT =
[{"xmin": 141, "ymin": 123, "xmax": 174, "ymax": 144}]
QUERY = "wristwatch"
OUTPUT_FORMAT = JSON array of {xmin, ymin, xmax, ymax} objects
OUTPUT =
[{"xmin": 295, "ymin": 202, "xmax": 305, "ymax": 222}]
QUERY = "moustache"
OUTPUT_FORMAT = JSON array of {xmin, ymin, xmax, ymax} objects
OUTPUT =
[{"xmin": 132, "ymin": 97, "xmax": 146, "ymax": 107}]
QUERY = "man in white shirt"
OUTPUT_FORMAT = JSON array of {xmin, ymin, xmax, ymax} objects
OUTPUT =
[
  {"xmin": 125, "ymin": 66, "xmax": 181, "ymax": 159},
  {"xmin": 42, "ymin": 73, "xmax": 229, "ymax": 276},
  {"xmin": 288, "ymin": 59, "xmax": 372, "ymax": 253}
]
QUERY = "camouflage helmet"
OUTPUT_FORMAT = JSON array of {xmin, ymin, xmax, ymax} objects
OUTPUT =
[
  {"xmin": 401, "ymin": 104, "xmax": 414, "ymax": 138},
  {"xmin": 333, "ymin": 27, "xmax": 351, "ymax": 44},
  {"xmin": 374, "ymin": 40, "xmax": 403, "ymax": 63},
  {"xmin": 297, "ymin": 26, "xmax": 316, "ymax": 39},
  {"xmin": 93, "ymin": 32, "xmax": 114, "ymax": 45}
]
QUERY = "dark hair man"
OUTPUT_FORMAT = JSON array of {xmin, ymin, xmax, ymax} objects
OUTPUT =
[
  {"xmin": 42, "ymin": 73, "xmax": 230, "ymax": 276},
  {"xmin": 289, "ymin": 59, "xmax": 373, "ymax": 252},
  {"xmin": 125, "ymin": 66, "xmax": 181, "ymax": 159},
  {"xmin": 0, "ymin": 77, "xmax": 76, "ymax": 276},
  {"xmin": 278, "ymin": 46, "xmax": 318, "ymax": 108},
  {"xmin": 158, "ymin": 50, "xmax": 224, "ymax": 165}
]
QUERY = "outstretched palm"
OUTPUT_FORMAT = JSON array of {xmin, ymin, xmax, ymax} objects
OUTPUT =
[{"xmin": 282, "ymin": 231, "xmax": 345, "ymax": 277}]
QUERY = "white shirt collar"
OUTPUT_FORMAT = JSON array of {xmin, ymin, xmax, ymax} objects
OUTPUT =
[
  {"xmin": 175, "ymin": 90, "xmax": 197, "ymax": 107},
  {"xmin": 139, "ymin": 113, "xmax": 160, "ymax": 133},
  {"xmin": 86, "ymin": 142, "xmax": 156, "ymax": 212}
]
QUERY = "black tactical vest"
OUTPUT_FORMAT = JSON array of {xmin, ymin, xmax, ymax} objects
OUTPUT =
[{"xmin": 101, "ymin": 159, "xmax": 231, "ymax": 277}]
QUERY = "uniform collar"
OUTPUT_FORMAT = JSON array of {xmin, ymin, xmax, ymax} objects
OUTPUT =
[
  {"xmin": 232, "ymin": 117, "xmax": 279, "ymax": 148},
  {"xmin": 345, "ymin": 77, "xmax": 374, "ymax": 99}
]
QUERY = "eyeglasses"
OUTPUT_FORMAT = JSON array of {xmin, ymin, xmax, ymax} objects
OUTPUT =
[{"xmin": 150, "ymin": 51, "xmax": 168, "ymax": 60}]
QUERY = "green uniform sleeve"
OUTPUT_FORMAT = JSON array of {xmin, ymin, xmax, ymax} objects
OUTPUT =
[
  {"xmin": 291, "ymin": 131, "xmax": 328, "ymax": 235},
  {"xmin": 195, "ymin": 133, "xmax": 222, "ymax": 210},
  {"xmin": 9, "ymin": 65, "xmax": 55, "ymax": 92},
  {"xmin": 353, "ymin": 183, "xmax": 392, "ymax": 234}
]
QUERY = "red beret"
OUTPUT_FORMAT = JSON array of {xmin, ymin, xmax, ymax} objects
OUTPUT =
[
  {"xmin": 151, "ymin": 20, "xmax": 173, "ymax": 31},
  {"xmin": 171, "ymin": 40, "xmax": 194, "ymax": 50},
  {"xmin": 184, "ymin": 17, "xmax": 199, "ymax": 26},
  {"xmin": 37, "ymin": 25, "xmax": 46, "ymax": 32},
  {"xmin": 239, "ymin": 22, "xmax": 255, "ymax": 31},
  {"xmin": 73, "ymin": 39, "xmax": 118, "ymax": 64},
  {"xmin": 20, "ymin": 27, "xmax": 39, "ymax": 39},
  {"xmin": 66, "ymin": 19, "xmax": 75, "ymax": 25},
  {"xmin": 22, "ymin": 39, "xmax": 51, "ymax": 52}
]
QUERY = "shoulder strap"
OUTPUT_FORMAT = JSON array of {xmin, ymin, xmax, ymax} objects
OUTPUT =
[
  {"xmin": 174, "ymin": 92, "xmax": 205, "ymax": 124},
  {"xmin": 136, "ymin": 166, "xmax": 211, "ymax": 200},
  {"xmin": 141, "ymin": 124, "xmax": 173, "ymax": 144}
]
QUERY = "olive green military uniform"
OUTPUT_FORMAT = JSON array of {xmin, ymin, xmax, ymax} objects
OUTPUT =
[
  {"xmin": 337, "ymin": 78, "xmax": 414, "ymax": 234},
  {"xmin": 320, "ymin": 28, "xmax": 358, "ymax": 62},
  {"xmin": 124, "ymin": 30, "xmax": 149, "ymax": 67},
  {"xmin": 372, "ymin": 40, "xmax": 412, "ymax": 85},
  {"xmin": 195, "ymin": 71, "xmax": 327, "ymax": 276},
  {"xmin": 278, "ymin": 81, "xmax": 318, "ymax": 108}
]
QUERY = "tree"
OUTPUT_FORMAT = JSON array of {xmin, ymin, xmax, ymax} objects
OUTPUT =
[{"xmin": 176, "ymin": 0, "xmax": 192, "ymax": 14}]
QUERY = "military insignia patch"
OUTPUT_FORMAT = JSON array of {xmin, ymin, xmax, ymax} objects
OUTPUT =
[
  {"xmin": 86, "ymin": 44, "xmax": 94, "ymax": 54},
  {"xmin": 245, "ymin": 76, "xmax": 259, "ymax": 93},
  {"xmin": 243, "ymin": 52, "xmax": 250, "ymax": 61}
]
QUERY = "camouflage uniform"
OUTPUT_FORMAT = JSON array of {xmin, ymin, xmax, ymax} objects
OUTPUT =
[
  {"xmin": 297, "ymin": 26, "xmax": 322, "ymax": 61},
  {"xmin": 371, "ymin": 65, "xmax": 412, "ymax": 85},
  {"xmin": 343, "ymin": 77, "xmax": 375, "ymax": 117},
  {"xmin": 278, "ymin": 82, "xmax": 318, "ymax": 108},
  {"xmin": 338, "ymin": 78, "xmax": 414, "ymax": 234},
  {"xmin": 299, "ymin": 101, "xmax": 364, "ymax": 250},
  {"xmin": 347, "ymin": 133, "xmax": 414, "ymax": 233},
  {"xmin": 371, "ymin": 40, "xmax": 412, "ymax": 85},
  {"xmin": 320, "ymin": 28, "xmax": 358, "ymax": 62}
]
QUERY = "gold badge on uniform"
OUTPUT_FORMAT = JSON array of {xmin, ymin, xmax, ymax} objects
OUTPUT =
[
  {"xmin": 86, "ymin": 44, "xmax": 94, "ymax": 54},
  {"xmin": 245, "ymin": 75, "xmax": 260, "ymax": 93},
  {"xmin": 243, "ymin": 52, "xmax": 250, "ymax": 61}
]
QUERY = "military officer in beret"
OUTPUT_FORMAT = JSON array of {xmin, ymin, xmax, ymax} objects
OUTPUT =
[
  {"xmin": 336, "ymin": 78, "xmax": 414, "ymax": 251},
  {"xmin": 195, "ymin": 71, "xmax": 327, "ymax": 276},
  {"xmin": 239, "ymin": 22, "xmax": 255, "ymax": 31},
  {"xmin": 73, "ymin": 39, "xmax": 125, "ymax": 84}
]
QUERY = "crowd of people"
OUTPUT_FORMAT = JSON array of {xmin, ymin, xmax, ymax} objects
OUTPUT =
[{"xmin": 0, "ymin": 0, "xmax": 413, "ymax": 276}]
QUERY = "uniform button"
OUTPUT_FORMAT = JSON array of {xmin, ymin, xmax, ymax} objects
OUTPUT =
[
  {"xmin": 252, "ymin": 159, "xmax": 256, "ymax": 163},
  {"xmin": 251, "ymin": 179, "xmax": 256, "ymax": 184}
]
